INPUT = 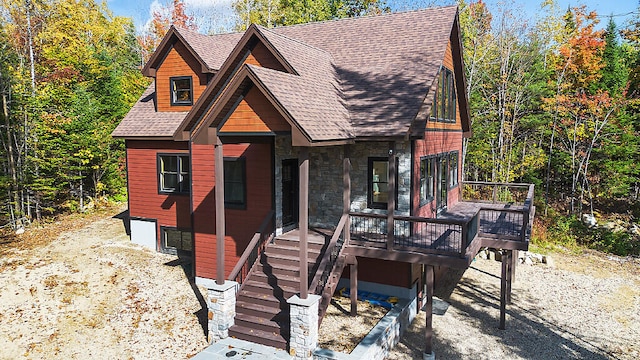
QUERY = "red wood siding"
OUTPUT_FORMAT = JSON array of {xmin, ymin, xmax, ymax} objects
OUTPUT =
[
  {"xmin": 192, "ymin": 142, "xmax": 273, "ymax": 280},
  {"xmin": 342, "ymin": 258, "xmax": 412, "ymax": 288},
  {"xmin": 220, "ymin": 85, "xmax": 290, "ymax": 133},
  {"xmin": 126, "ymin": 140, "xmax": 191, "ymax": 249},
  {"xmin": 156, "ymin": 41, "xmax": 208, "ymax": 112},
  {"xmin": 413, "ymin": 131, "xmax": 463, "ymax": 218},
  {"xmin": 244, "ymin": 41, "xmax": 287, "ymax": 72}
]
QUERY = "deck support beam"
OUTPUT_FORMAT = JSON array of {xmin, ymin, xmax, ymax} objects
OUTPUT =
[
  {"xmin": 499, "ymin": 249, "xmax": 513, "ymax": 329},
  {"xmin": 424, "ymin": 265, "xmax": 434, "ymax": 357},
  {"xmin": 386, "ymin": 142, "xmax": 396, "ymax": 250},
  {"xmin": 299, "ymin": 147, "xmax": 309, "ymax": 299},
  {"xmin": 214, "ymin": 133, "xmax": 226, "ymax": 285},
  {"xmin": 349, "ymin": 255, "xmax": 357, "ymax": 316}
]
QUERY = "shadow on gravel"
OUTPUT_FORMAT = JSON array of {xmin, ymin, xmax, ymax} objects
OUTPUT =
[
  {"xmin": 112, "ymin": 210, "xmax": 131, "ymax": 236},
  {"xmin": 398, "ymin": 264, "xmax": 611, "ymax": 360},
  {"xmin": 165, "ymin": 257, "xmax": 209, "ymax": 338}
]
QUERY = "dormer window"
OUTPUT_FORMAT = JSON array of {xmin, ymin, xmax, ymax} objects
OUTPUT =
[
  {"xmin": 170, "ymin": 76, "xmax": 193, "ymax": 106},
  {"xmin": 430, "ymin": 67, "xmax": 456, "ymax": 123}
]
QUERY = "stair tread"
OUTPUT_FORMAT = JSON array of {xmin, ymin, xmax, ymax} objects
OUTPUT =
[
  {"xmin": 251, "ymin": 271, "xmax": 300, "ymax": 283},
  {"xmin": 237, "ymin": 289, "xmax": 283, "ymax": 303},
  {"xmin": 235, "ymin": 312, "xmax": 288, "ymax": 327},
  {"xmin": 228, "ymin": 324, "xmax": 287, "ymax": 347},
  {"xmin": 275, "ymin": 232, "xmax": 327, "ymax": 244},
  {"xmin": 264, "ymin": 252, "xmax": 320, "ymax": 262},
  {"xmin": 243, "ymin": 279, "xmax": 299, "ymax": 294},
  {"xmin": 236, "ymin": 300, "xmax": 284, "ymax": 315}
]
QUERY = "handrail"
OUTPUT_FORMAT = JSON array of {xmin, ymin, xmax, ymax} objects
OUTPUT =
[
  {"xmin": 228, "ymin": 210, "xmax": 275, "ymax": 284},
  {"xmin": 349, "ymin": 211, "xmax": 468, "ymax": 227},
  {"xmin": 462, "ymin": 181, "xmax": 531, "ymax": 187},
  {"xmin": 309, "ymin": 213, "xmax": 348, "ymax": 294}
]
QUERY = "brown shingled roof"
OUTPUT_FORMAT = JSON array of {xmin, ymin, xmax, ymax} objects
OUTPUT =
[
  {"xmin": 114, "ymin": 6, "xmax": 467, "ymax": 141},
  {"xmin": 112, "ymin": 82, "xmax": 187, "ymax": 138},
  {"xmin": 174, "ymin": 27, "xmax": 242, "ymax": 71}
]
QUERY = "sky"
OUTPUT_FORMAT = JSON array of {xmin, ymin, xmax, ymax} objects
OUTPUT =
[{"xmin": 105, "ymin": 0, "xmax": 639, "ymax": 33}]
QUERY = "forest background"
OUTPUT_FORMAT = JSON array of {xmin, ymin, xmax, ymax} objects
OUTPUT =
[{"xmin": 1, "ymin": 0, "xmax": 639, "ymax": 256}]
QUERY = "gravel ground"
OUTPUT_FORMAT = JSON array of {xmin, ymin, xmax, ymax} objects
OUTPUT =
[
  {"xmin": 0, "ymin": 208, "xmax": 208, "ymax": 360},
  {"xmin": 388, "ymin": 253, "xmax": 640, "ymax": 360},
  {"xmin": 1, "ymin": 209, "xmax": 638, "ymax": 360}
]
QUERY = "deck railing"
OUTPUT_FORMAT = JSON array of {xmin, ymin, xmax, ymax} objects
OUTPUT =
[
  {"xmin": 347, "ymin": 182, "xmax": 534, "ymax": 257},
  {"xmin": 462, "ymin": 181, "xmax": 533, "ymax": 206},
  {"xmin": 309, "ymin": 213, "xmax": 349, "ymax": 324},
  {"xmin": 349, "ymin": 212, "xmax": 478, "ymax": 257},
  {"xmin": 228, "ymin": 210, "xmax": 275, "ymax": 286}
]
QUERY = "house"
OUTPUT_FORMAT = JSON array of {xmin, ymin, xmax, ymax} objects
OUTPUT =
[{"xmin": 112, "ymin": 6, "xmax": 534, "ymax": 359}]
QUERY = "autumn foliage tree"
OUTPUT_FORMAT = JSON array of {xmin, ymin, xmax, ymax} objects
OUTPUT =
[{"xmin": 137, "ymin": 0, "xmax": 198, "ymax": 65}]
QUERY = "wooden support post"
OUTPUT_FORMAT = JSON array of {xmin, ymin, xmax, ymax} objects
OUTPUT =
[
  {"xmin": 499, "ymin": 250, "xmax": 507, "ymax": 330},
  {"xmin": 511, "ymin": 249, "xmax": 518, "ymax": 282},
  {"xmin": 214, "ymin": 134, "xmax": 226, "ymax": 285},
  {"xmin": 386, "ymin": 142, "xmax": 395, "ymax": 250},
  {"xmin": 349, "ymin": 256, "xmax": 357, "ymax": 316},
  {"xmin": 506, "ymin": 250, "xmax": 513, "ymax": 304},
  {"xmin": 299, "ymin": 147, "xmax": 309, "ymax": 299},
  {"xmin": 344, "ymin": 145, "xmax": 351, "ymax": 244},
  {"xmin": 424, "ymin": 265, "xmax": 434, "ymax": 356}
]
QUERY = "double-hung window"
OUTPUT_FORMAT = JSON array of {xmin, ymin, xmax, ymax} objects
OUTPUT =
[
  {"xmin": 449, "ymin": 152, "xmax": 459, "ymax": 188},
  {"xmin": 224, "ymin": 157, "xmax": 246, "ymax": 209},
  {"xmin": 430, "ymin": 67, "xmax": 456, "ymax": 123},
  {"xmin": 159, "ymin": 154, "xmax": 189, "ymax": 194},
  {"xmin": 170, "ymin": 76, "xmax": 193, "ymax": 106},
  {"xmin": 420, "ymin": 156, "xmax": 436, "ymax": 204}
]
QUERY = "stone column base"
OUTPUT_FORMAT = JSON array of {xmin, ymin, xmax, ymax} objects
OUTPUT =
[
  {"xmin": 423, "ymin": 352, "xmax": 436, "ymax": 360},
  {"xmin": 206, "ymin": 280, "xmax": 238, "ymax": 344},
  {"xmin": 287, "ymin": 294, "xmax": 321, "ymax": 360}
]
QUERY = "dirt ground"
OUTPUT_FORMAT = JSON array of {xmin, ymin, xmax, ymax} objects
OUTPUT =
[
  {"xmin": 0, "ymin": 206, "xmax": 208, "ymax": 360},
  {"xmin": 1, "ymin": 207, "xmax": 638, "ymax": 359}
]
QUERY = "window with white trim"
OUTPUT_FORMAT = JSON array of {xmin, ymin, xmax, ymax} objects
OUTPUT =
[{"xmin": 159, "ymin": 154, "xmax": 190, "ymax": 194}]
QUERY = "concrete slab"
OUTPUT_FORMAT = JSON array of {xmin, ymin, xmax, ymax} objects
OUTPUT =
[{"xmin": 191, "ymin": 338, "xmax": 292, "ymax": 360}]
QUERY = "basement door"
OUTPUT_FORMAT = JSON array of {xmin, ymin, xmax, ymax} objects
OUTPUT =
[{"xmin": 282, "ymin": 159, "xmax": 299, "ymax": 231}]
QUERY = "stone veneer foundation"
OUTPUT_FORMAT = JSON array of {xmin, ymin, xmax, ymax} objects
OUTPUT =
[{"xmin": 274, "ymin": 136, "xmax": 412, "ymax": 233}]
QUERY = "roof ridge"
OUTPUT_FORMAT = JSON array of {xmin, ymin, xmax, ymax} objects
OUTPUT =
[
  {"xmin": 257, "ymin": 25, "xmax": 332, "ymax": 57},
  {"xmin": 267, "ymin": 5, "xmax": 458, "ymax": 30}
]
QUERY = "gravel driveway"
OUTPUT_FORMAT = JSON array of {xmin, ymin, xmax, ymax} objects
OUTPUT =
[{"xmin": 1, "ymin": 209, "xmax": 638, "ymax": 359}]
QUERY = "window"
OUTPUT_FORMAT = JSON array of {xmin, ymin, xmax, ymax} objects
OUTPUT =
[
  {"xmin": 368, "ymin": 157, "xmax": 399, "ymax": 209},
  {"xmin": 224, "ymin": 157, "xmax": 246, "ymax": 209},
  {"xmin": 420, "ymin": 156, "xmax": 436, "ymax": 204},
  {"xmin": 159, "ymin": 154, "xmax": 189, "ymax": 194},
  {"xmin": 449, "ymin": 152, "xmax": 459, "ymax": 188},
  {"xmin": 161, "ymin": 227, "xmax": 192, "ymax": 254},
  {"xmin": 170, "ymin": 76, "xmax": 193, "ymax": 106},
  {"xmin": 430, "ymin": 67, "xmax": 456, "ymax": 123}
]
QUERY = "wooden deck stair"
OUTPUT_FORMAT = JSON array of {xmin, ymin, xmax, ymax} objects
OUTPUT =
[{"xmin": 228, "ymin": 230, "xmax": 328, "ymax": 349}]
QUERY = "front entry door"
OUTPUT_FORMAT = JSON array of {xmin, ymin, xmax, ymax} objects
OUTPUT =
[
  {"xmin": 282, "ymin": 159, "xmax": 299, "ymax": 230},
  {"xmin": 436, "ymin": 155, "xmax": 447, "ymax": 212}
]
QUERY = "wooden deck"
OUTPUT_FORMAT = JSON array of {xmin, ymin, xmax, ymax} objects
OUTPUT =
[{"xmin": 344, "ymin": 183, "xmax": 534, "ymax": 268}]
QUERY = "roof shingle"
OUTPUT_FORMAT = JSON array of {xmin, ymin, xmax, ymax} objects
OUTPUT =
[{"xmin": 113, "ymin": 6, "xmax": 461, "ymax": 141}]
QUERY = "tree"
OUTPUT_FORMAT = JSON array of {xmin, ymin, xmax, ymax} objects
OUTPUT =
[
  {"xmin": 232, "ymin": 0, "xmax": 388, "ymax": 30},
  {"xmin": 137, "ymin": 0, "xmax": 198, "ymax": 65}
]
